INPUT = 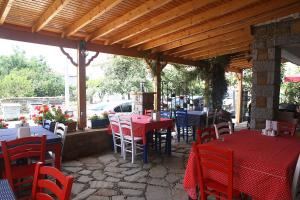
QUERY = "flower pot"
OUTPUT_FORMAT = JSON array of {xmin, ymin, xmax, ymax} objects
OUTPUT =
[
  {"xmin": 89, "ymin": 118, "xmax": 109, "ymax": 129},
  {"xmin": 65, "ymin": 121, "xmax": 77, "ymax": 132}
]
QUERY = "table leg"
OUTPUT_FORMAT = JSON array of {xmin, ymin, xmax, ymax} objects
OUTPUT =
[
  {"xmin": 47, "ymin": 143, "xmax": 62, "ymax": 170},
  {"xmin": 143, "ymin": 144, "xmax": 148, "ymax": 163},
  {"xmin": 167, "ymin": 128, "xmax": 172, "ymax": 155}
]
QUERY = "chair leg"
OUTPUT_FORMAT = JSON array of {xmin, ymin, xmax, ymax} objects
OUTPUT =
[
  {"xmin": 155, "ymin": 132, "xmax": 158, "ymax": 151},
  {"xmin": 123, "ymin": 142, "xmax": 126, "ymax": 160},
  {"xmin": 158, "ymin": 134, "xmax": 162, "ymax": 154},
  {"xmin": 177, "ymin": 126, "xmax": 181, "ymax": 142},
  {"xmin": 131, "ymin": 142, "xmax": 135, "ymax": 164},
  {"xmin": 186, "ymin": 127, "xmax": 189, "ymax": 143},
  {"xmin": 192, "ymin": 126, "xmax": 196, "ymax": 141}
]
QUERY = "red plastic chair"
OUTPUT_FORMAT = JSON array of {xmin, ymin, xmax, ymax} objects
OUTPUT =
[
  {"xmin": 196, "ymin": 127, "xmax": 216, "ymax": 144},
  {"xmin": 144, "ymin": 109, "xmax": 153, "ymax": 116},
  {"xmin": 32, "ymin": 162, "xmax": 74, "ymax": 200},
  {"xmin": 194, "ymin": 143, "xmax": 241, "ymax": 200},
  {"xmin": 1, "ymin": 135, "xmax": 46, "ymax": 194},
  {"xmin": 277, "ymin": 121, "xmax": 297, "ymax": 136}
]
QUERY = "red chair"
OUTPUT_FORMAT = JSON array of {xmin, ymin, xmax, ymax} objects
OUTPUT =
[
  {"xmin": 196, "ymin": 127, "xmax": 216, "ymax": 144},
  {"xmin": 277, "ymin": 121, "xmax": 297, "ymax": 136},
  {"xmin": 1, "ymin": 135, "xmax": 46, "ymax": 194},
  {"xmin": 144, "ymin": 109, "xmax": 153, "ymax": 116},
  {"xmin": 194, "ymin": 143, "xmax": 242, "ymax": 200},
  {"xmin": 32, "ymin": 162, "xmax": 74, "ymax": 200}
]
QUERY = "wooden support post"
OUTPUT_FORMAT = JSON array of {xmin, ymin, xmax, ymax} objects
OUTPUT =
[
  {"xmin": 153, "ymin": 62, "xmax": 161, "ymax": 111},
  {"xmin": 235, "ymin": 70, "xmax": 243, "ymax": 123},
  {"xmin": 77, "ymin": 42, "xmax": 87, "ymax": 130}
]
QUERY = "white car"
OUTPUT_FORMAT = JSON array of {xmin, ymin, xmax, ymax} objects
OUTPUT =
[{"xmin": 87, "ymin": 100, "xmax": 133, "ymax": 117}]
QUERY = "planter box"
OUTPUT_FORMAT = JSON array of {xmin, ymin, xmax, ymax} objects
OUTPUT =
[
  {"xmin": 88, "ymin": 119, "xmax": 109, "ymax": 129},
  {"xmin": 65, "ymin": 121, "xmax": 77, "ymax": 132}
]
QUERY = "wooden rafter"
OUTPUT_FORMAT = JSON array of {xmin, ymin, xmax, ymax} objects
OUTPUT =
[
  {"xmin": 171, "ymin": 29, "xmax": 251, "ymax": 57},
  {"xmin": 87, "ymin": 0, "xmax": 172, "ymax": 41},
  {"xmin": 182, "ymin": 40, "xmax": 251, "ymax": 58},
  {"xmin": 190, "ymin": 46, "xmax": 250, "ymax": 61},
  {"xmin": 0, "ymin": 0, "xmax": 14, "ymax": 24},
  {"xmin": 107, "ymin": 0, "xmax": 216, "ymax": 44},
  {"xmin": 125, "ymin": 0, "xmax": 257, "ymax": 48},
  {"xmin": 143, "ymin": 0, "xmax": 300, "ymax": 52},
  {"xmin": 32, "ymin": 0, "xmax": 72, "ymax": 32},
  {"xmin": 63, "ymin": 0, "xmax": 122, "ymax": 37}
]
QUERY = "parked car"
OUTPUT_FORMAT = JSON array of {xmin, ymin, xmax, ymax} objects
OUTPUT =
[{"xmin": 87, "ymin": 100, "xmax": 133, "ymax": 117}]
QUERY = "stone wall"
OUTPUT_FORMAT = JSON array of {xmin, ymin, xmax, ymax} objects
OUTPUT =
[
  {"xmin": 251, "ymin": 17, "xmax": 300, "ymax": 129},
  {"xmin": 0, "ymin": 97, "xmax": 64, "ymax": 114},
  {"xmin": 62, "ymin": 128, "xmax": 112, "ymax": 161}
]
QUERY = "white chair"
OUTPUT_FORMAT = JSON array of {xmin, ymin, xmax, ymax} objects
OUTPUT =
[
  {"xmin": 108, "ymin": 114, "xmax": 123, "ymax": 155},
  {"xmin": 214, "ymin": 121, "xmax": 233, "ymax": 139},
  {"xmin": 43, "ymin": 120, "xmax": 52, "ymax": 130},
  {"xmin": 292, "ymin": 154, "xmax": 300, "ymax": 200},
  {"xmin": 45, "ymin": 122, "xmax": 68, "ymax": 166},
  {"xmin": 118, "ymin": 115, "xmax": 143, "ymax": 163}
]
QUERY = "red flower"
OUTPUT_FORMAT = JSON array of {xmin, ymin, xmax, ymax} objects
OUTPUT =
[
  {"xmin": 0, "ymin": 118, "xmax": 3, "ymax": 122},
  {"xmin": 35, "ymin": 105, "xmax": 41, "ymax": 111},
  {"xmin": 64, "ymin": 114, "xmax": 70, "ymax": 119},
  {"xmin": 19, "ymin": 116, "xmax": 25, "ymax": 120}
]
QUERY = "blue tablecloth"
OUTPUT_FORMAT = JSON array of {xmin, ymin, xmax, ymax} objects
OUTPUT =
[
  {"xmin": 0, "ymin": 126, "xmax": 62, "ymax": 149},
  {"xmin": 0, "ymin": 179, "xmax": 16, "ymax": 200}
]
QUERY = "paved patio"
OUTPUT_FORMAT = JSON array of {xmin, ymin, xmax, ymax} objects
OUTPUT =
[{"xmin": 62, "ymin": 141, "xmax": 191, "ymax": 200}]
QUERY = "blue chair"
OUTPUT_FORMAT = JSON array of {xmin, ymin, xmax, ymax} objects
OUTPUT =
[
  {"xmin": 175, "ymin": 110, "xmax": 195, "ymax": 143},
  {"xmin": 154, "ymin": 111, "xmax": 172, "ymax": 153}
]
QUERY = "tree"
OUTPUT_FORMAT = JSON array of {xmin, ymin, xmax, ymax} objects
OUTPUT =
[{"xmin": 0, "ymin": 47, "xmax": 64, "ymax": 98}]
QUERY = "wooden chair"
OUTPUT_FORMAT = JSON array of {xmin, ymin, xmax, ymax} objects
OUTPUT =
[
  {"xmin": 118, "ymin": 115, "xmax": 143, "ymax": 163},
  {"xmin": 1, "ymin": 135, "xmax": 46, "ymax": 195},
  {"xmin": 214, "ymin": 122, "xmax": 233, "ymax": 139},
  {"xmin": 196, "ymin": 127, "xmax": 216, "ymax": 144},
  {"xmin": 277, "ymin": 120, "xmax": 297, "ymax": 136},
  {"xmin": 32, "ymin": 162, "xmax": 73, "ymax": 200},
  {"xmin": 194, "ymin": 144, "xmax": 241, "ymax": 200},
  {"xmin": 45, "ymin": 123, "xmax": 68, "ymax": 166},
  {"xmin": 108, "ymin": 114, "xmax": 123, "ymax": 155},
  {"xmin": 175, "ymin": 110, "xmax": 194, "ymax": 143}
]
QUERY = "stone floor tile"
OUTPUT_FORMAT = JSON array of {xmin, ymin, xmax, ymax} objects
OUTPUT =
[
  {"xmin": 90, "ymin": 181, "xmax": 114, "ymax": 189},
  {"xmin": 98, "ymin": 154, "xmax": 117, "ymax": 164},
  {"xmin": 87, "ymin": 196, "xmax": 109, "ymax": 200},
  {"xmin": 121, "ymin": 189, "xmax": 144, "ymax": 196},
  {"xmin": 71, "ymin": 183, "xmax": 85, "ymax": 195},
  {"xmin": 127, "ymin": 197, "xmax": 146, "ymax": 200},
  {"xmin": 112, "ymin": 195, "xmax": 126, "ymax": 200},
  {"xmin": 105, "ymin": 176, "xmax": 121, "ymax": 182},
  {"xmin": 73, "ymin": 189, "xmax": 96, "ymax": 200},
  {"xmin": 77, "ymin": 175, "xmax": 93, "ymax": 183},
  {"xmin": 118, "ymin": 182, "xmax": 146, "ymax": 190},
  {"xmin": 145, "ymin": 185, "xmax": 171, "ymax": 200},
  {"xmin": 92, "ymin": 170, "xmax": 107, "ymax": 180},
  {"xmin": 149, "ymin": 165, "xmax": 167, "ymax": 178},
  {"xmin": 148, "ymin": 178, "xmax": 169, "ymax": 187},
  {"xmin": 124, "ymin": 171, "xmax": 148, "ymax": 182},
  {"xmin": 79, "ymin": 169, "xmax": 92, "ymax": 175},
  {"xmin": 95, "ymin": 188, "xmax": 118, "ymax": 196}
]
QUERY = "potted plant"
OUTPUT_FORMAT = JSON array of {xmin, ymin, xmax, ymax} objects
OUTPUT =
[
  {"xmin": 52, "ymin": 106, "xmax": 77, "ymax": 132},
  {"xmin": 0, "ymin": 119, "xmax": 8, "ymax": 129},
  {"xmin": 88, "ymin": 112, "xmax": 109, "ymax": 129}
]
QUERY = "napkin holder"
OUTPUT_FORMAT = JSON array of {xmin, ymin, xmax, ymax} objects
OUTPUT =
[
  {"xmin": 17, "ymin": 127, "xmax": 31, "ymax": 138},
  {"xmin": 152, "ymin": 111, "xmax": 160, "ymax": 121}
]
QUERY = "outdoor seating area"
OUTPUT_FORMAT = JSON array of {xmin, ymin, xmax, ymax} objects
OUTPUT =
[{"xmin": 0, "ymin": 0, "xmax": 300, "ymax": 200}]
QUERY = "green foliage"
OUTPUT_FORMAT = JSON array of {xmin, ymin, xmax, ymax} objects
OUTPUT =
[
  {"xmin": 0, "ymin": 47, "xmax": 64, "ymax": 98},
  {"xmin": 280, "ymin": 64, "xmax": 300, "ymax": 104}
]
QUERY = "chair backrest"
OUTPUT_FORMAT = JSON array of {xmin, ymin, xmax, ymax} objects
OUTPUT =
[
  {"xmin": 54, "ymin": 123, "xmax": 68, "ymax": 150},
  {"xmin": 43, "ymin": 120, "xmax": 52, "ymax": 130},
  {"xmin": 1, "ymin": 135, "xmax": 46, "ymax": 191},
  {"xmin": 175, "ymin": 110, "xmax": 188, "ymax": 127},
  {"xmin": 214, "ymin": 122, "xmax": 232, "ymax": 139},
  {"xmin": 194, "ymin": 144, "xmax": 233, "ymax": 200},
  {"xmin": 277, "ymin": 111, "xmax": 295, "ymax": 122},
  {"xmin": 160, "ymin": 111, "xmax": 172, "ymax": 119},
  {"xmin": 277, "ymin": 121, "xmax": 297, "ymax": 136},
  {"xmin": 206, "ymin": 109, "xmax": 217, "ymax": 127},
  {"xmin": 292, "ymin": 154, "xmax": 300, "ymax": 200},
  {"xmin": 197, "ymin": 127, "xmax": 216, "ymax": 144},
  {"xmin": 108, "ymin": 114, "xmax": 121, "ymax": 135},
  {"xmin": 144, "ymin": 109, "xmax": 153, "ymax": 116},
  {"xmin": 118, "ymin": 115, "xmax": 133, "ymax": 139},
  {"xmin": 32, "ymin": 162, "xmax": 74, "ymax": 200}
]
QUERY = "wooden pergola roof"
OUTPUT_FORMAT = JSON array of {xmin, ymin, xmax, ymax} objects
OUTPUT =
[{"xmin": 0, "ymin": 0, "xmax": 299, "ymax": 71}]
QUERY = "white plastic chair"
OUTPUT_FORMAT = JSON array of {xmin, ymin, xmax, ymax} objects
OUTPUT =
[
  {"xmin": 43, "ymin": 120, "xmax": 52, "ymax": 130},
  {"xmin": 118, "ymin": 115, "xmax": 143, "ymax": 163},
  {"xmin": 45, "ymin": 122, "xmax": 68, "ymax": 166},
  {"xmin": 108, "ymin": 114, "xmax": 122, "ymax": 155},
  {"xmin": 214, "ymin": 121, "xmax": 233, "ymax": 139},
  {"xmin": 292, "ymin": 154, "xmax": 300, "ymax": 200}
]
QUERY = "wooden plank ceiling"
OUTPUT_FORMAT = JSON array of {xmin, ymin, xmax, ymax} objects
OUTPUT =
[{"xmin": 0, "ymin": 0, "xmax": 299, "ymax": 71}]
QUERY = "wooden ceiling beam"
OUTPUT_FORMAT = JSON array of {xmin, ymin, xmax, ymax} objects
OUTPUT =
[
  {"xmin": 171, "ymin": 30, "xmax": 251, "ymax": 57},
  {"xmin": 144, "ymin": 0, "xmax": 300, "ymax": 52},
  {"xmin": 0, "ymin": 0, "xmax": 14, "ymax": 24},
  {"xmin": 190, "ymin": 46, "xmax": 250, "ymax": 61},
  {"xmin": 125, "ymin": 0, "xmax": 258, "ymax": 48},
  {"xmin": 107, "ymin": 0, "xmax": 216, "ymax": 45},
  {"xmin": 63, "ymin": 0, "xmax": 122, "ymax": 37},
  {"xmin": 183, "ymin": 41, "xmax": 251, "ymax": 59},
  {"xmin": 87, "ymin": 0, "xmax": 172, "ymax": 41},
  {"xmin": 178, "ymin": 38, "xmax": 252, "ymax": 57},
  {"xmin": 32, "ymin": 0, "xmax": 71, "ymax": 32}
]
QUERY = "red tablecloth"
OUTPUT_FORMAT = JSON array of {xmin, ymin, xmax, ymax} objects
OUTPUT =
[
  {"xmin": 184, "ymin": 130, "xmax": 300, "ymax": 200},
  {"xmin": 109, "ymin": 114, "xmax": 173, "ymax": 144}
]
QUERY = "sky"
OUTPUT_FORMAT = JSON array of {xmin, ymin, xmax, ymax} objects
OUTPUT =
[{"xmin": 0, "ymin": 38, "xmax": 112, "ymax": 80}]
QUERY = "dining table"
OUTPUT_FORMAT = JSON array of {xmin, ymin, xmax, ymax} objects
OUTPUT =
[
  {"xmin": 0, "ymin": 126, "xmax": 62, "ymax": 173},
  {"xmin": 184, "ymin": 129, "xmax": 300, "ymax": 200},
  {"xmin": 0, "ymin": 179, "xmax": 16, "ymax": 200}
]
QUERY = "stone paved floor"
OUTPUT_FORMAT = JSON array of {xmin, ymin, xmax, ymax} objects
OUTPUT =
[
  {"xmin": 62, "ymin": 140, "xmax": 192, "ymax": 200},
  {"xmin": 62, "ymin": 123, "xmax": 248, "ymax": 200}
]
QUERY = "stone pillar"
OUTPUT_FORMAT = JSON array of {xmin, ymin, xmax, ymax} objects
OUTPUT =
[{"xmin": 251, "ymin": 46, "xmax": 281, "ymax": 129}]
